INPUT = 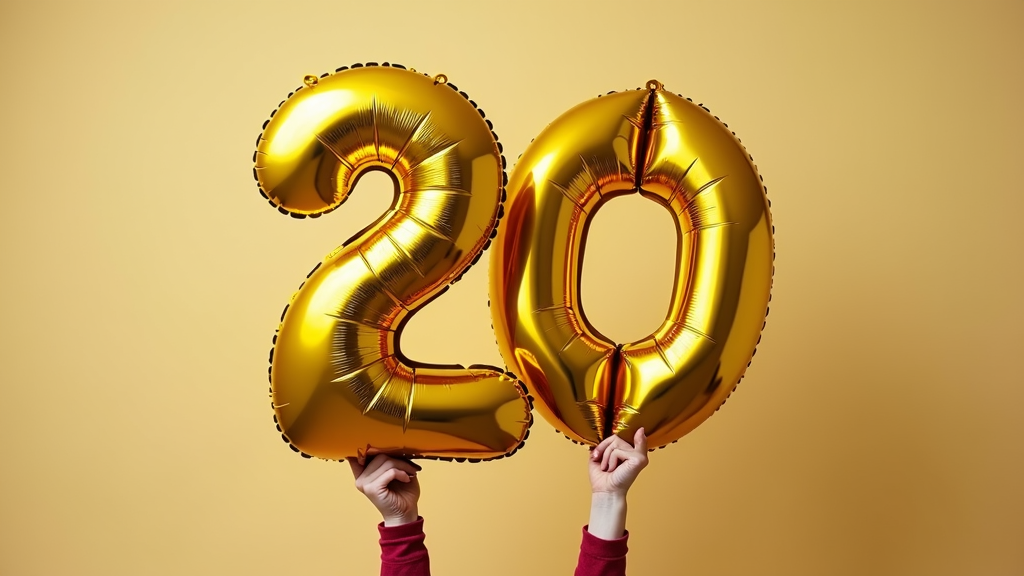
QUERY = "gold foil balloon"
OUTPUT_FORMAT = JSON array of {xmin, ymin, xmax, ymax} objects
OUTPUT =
[
  {"xmin": 253, "ymin": 63, "xmax": 532, "ymax": 462},
  {"xmin": 489, "ymin": 81, "xmax": 774, "ymax": 449}
]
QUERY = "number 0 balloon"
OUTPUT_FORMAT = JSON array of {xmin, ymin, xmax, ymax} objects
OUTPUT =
[
  {"xmin": 254, "ymin": 63, "xmax": 532, "ymax": 462},
  {"xmin": 488, "ymin": 82, "xmax": 774, "ymax": 449}
]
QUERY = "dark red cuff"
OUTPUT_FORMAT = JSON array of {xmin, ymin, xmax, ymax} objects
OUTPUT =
[
  {"xmin": 575, "ymin": 526, "xmax": 629, "ymax": 576},
  {"xmin": 581, "ymin": 525, "xmax": 629, "ymax": 557},
  {"xmin": 378, "ymin": 517, "xmax": 430, "ymax": 576}
]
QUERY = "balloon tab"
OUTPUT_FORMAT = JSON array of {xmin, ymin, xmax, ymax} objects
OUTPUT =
[{"xmin": 303, "ymin": 75, "xmax": 318, "ymax": 88}]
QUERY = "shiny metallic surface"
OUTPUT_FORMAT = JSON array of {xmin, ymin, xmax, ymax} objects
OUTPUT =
[
  {"xmin": 254, "ymin": 65, "xmax": 531, "ymax": 461},
  {"xmin": 489, "ymin": 86, "xmax": 773, "ymax": 448}
]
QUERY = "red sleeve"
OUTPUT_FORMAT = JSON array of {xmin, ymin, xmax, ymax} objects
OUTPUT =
[
  {"xmin": 574, "ymin": 525, "xmax": 629, "ymax": 576},
  {"xmin": 378, "ymin": 517, "xmax": 430, "ymax": 576}
]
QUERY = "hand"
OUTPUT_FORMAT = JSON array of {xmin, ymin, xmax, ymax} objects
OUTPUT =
[
  {"xmin": 589, "ymin": 427, "xmax": 649, "ymax": 496},
  {"xmin": 585, "ymin": 428, "xmax": 649, "ymax": 540},
  {"xmin": 349, "ymin": 455, "xmax": 422, "ymax": 527}
]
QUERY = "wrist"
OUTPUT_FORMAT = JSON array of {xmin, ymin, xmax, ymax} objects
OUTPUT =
[
  {"xmin": 382, "ymin": 510, "xmax": 418, "ymax": 527},
  {"xmin": 591, "ymin": 491, "xmax": 627, "ymax": 506},
  {"xmin": 587, "ymin": 493, "xmax": 627, "ymax": 540}
]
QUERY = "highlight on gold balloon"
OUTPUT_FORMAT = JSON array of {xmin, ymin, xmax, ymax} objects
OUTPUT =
[
  {"xmin": 253, "ymin": 62, "xmax": 533, "ymax": 463},
  {"xmin": 488, "ymin": 79, "xmax": 774, "ymax": 450}
]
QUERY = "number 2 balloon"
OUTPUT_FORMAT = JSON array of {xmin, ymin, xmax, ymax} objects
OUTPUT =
[{"xmin": 253, "ymin": 64, "xmax": 532, "ymax": 462}]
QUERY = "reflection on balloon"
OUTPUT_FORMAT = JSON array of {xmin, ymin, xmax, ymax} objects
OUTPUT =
[
  {"xmin": 488, "ymin": 80, "xmax": 774, "ymax": 449},
  {"xmin": 253, "ymin": 63, "xmax": 532, "ymax": 462}
]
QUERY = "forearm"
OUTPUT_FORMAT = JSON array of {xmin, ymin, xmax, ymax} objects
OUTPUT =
[
  {"xmin": 587, "ymin": 493, "xmax": 626, "ymax": 540},
  {"xmin": 576, "ymin": 498, "xmax": 630, "ymax": 576}
]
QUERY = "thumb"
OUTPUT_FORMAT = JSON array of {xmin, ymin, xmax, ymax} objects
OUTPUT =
[
  {"xmin": 348, "ymin": 457, "xmax": 366, "ymax": 479},
  {"xmin": 634, "ymin": 427, "xmax": 648, "ymax": 453}
]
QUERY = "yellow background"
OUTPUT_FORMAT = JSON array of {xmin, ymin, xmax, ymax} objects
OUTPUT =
[{"xmin": 1, "ymin": 1, "xmax": 1021, "ymax": 574}]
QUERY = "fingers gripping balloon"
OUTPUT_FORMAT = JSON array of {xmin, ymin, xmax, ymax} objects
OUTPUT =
[
  {"xmin": 254, "ymin": 63, "xmax": 532, "ymax": 462},
  {"xmin": 488, "ymin": 81, "xmax": 774, "ymax": 449}
]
